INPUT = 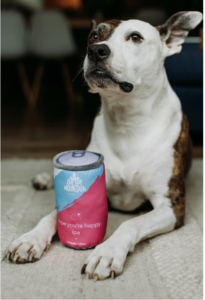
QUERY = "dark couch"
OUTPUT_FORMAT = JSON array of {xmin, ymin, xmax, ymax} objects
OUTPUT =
[{"xmin": 165, "ymin": 38, "xmax": 203, "ymax": 145}]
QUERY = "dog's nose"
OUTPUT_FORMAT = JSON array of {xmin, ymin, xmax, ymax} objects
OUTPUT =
[{"xmin": 88, "ymin": 44, "xmax": 111, "ymax": 63}]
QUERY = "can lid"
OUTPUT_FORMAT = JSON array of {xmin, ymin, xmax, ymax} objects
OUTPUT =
[{"xmin": 53, "ymin": 150, "xmax": 104, "ymax": 171}]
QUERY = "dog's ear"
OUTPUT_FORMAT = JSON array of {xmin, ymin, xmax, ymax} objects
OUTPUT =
[
  {"xmin": 157, "ymin": 11, "xmax": 203, "ymax": 57},
  {"xmin": 90, "ymin": 19, "xmax": 97, "ymax": 30}
]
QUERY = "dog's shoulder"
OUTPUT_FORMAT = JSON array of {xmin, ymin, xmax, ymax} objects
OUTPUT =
[
  {"xmin": 167, "ymin": 112, "xmax": 192, "ymax": 228},
  {"xmin": 174, "ymin": 112, "xmax": 192, "ymax": 177}
]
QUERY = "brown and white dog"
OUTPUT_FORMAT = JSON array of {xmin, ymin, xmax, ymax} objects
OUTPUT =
[{"xmin": 5, "ymin": 11, "xmax": 202, "ymax": 281}]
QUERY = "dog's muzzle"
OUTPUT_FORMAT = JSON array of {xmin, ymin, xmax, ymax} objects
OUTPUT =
[{"xmin": 87, "ymin": 44, "xmax": 134, "ymax": 93}]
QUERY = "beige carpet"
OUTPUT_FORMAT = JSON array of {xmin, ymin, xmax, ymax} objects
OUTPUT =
[{"xmin": 1, "ymin": 159, "xmax": 203, "ymax": 299}]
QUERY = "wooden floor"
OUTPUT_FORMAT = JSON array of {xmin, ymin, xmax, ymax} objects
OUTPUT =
[
  {"xmin": 1, "ymin": 105, "xmax": 203, "ymax": 159},
  {"xmin": 1, "ymin": 105, "xmax": 94, "ymax": 159}
]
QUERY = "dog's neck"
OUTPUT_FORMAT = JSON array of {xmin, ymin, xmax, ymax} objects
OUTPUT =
[{"xmin": 99, "ymin": 67, "xmax": 174, "ymax": 136}]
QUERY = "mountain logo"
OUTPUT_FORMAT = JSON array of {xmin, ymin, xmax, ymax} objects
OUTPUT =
[{"xmin": 64, "ymin": 173, "xmax": 86, "ymax": 193}]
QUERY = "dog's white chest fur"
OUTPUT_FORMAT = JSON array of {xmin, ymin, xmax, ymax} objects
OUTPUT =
[
  {"xmin": 105, "ymin": 153, "xmax": 148, "ymax": 210},
  {"xmin": 87, "ymin": 85, "xmax": 182, "ymax": 211}
]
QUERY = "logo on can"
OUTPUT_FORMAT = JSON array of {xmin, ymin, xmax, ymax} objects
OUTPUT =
[{"xmin": 64, "ymin": 173, "xmax": 86, "ymax": 193}]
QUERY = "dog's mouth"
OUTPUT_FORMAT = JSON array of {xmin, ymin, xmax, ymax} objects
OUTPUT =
[{"xmin": 86, "ymin": 68, "xmax": 133, "ymax": 93}]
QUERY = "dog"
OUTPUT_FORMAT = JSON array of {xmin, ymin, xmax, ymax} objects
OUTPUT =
[{"xmin": 4, "ymin": 11, "xmax": 202, "ymax": 281}]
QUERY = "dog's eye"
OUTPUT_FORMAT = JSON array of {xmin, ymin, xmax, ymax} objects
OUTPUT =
[
  {"xmin": 129, "ymin": 33, "xmax": 142, "ymax": 42},
  {"xmin": 89, "ymin": 32, "xmax": 98, "ymax": 42}
]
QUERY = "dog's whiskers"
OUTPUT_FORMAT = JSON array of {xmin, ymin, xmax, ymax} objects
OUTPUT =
[{"xmin": 72, "ymin": 66, "xmax": 84, "ymax": 82}]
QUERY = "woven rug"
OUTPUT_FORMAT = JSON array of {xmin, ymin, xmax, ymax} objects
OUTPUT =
[{"xmin": 1, "ymin": 159, "xmax": 203, "ymax": 299}]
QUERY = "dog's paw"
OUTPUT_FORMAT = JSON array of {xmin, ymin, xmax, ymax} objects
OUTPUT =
[
  {"xmin": 81, "ymin": 231, "xmax": 132, "ymax": 281},
  {"xmin": 4, "ymin": 231, "xmax": 50, "ymax": 263},
  {"xmin": 32, "ymin": 172, "xmax": 53, "ymax": 190}
]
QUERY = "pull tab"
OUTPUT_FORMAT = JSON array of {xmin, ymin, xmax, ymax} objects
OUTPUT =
[{"xmin": 72, "ymin": 151, "xmax": 85, "ymax": 158}]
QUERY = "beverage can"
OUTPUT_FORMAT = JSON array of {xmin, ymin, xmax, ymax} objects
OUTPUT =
[{"xmin": 53, "ymin": 150, "xmax": 108, "ymax": 249}]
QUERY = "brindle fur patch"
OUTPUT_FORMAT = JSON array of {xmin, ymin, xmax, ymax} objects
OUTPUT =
[
  {"xmin": 87, "ymin": 19, "xmax": 121, "ymax": 49},
  {"xmin": 167, "ymin": 113, "xmax": 192, "ymax": 229},
  {"xmin": 103, "ymin": 19, "xmax": 122, "ymax": 38}
]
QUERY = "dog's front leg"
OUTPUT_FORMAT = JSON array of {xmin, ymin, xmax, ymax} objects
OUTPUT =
[
  {"xmin": 82, "ymin": 202, "xmax": 176, "ymax": 281},
  {"xmin": 4, "ymin": 209, "xmax": 57, "ymax": 263}
]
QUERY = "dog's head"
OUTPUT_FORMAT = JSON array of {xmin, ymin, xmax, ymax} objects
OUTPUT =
[{"xmin": 84, "ymin": 12, "xmax": 202, "ymax": 95}]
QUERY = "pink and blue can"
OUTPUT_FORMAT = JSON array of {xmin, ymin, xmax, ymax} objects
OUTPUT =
[{"xmin": 53, "ymin": 150, "xmax": 108, "ymax": 249}]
